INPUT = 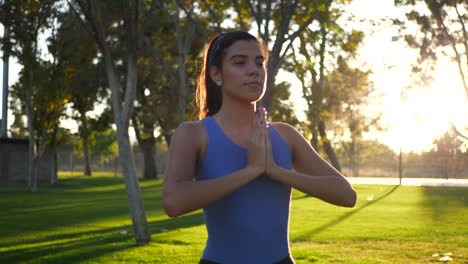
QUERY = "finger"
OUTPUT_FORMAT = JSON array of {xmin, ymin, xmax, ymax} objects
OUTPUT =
[
  {"xmin": 258, "ymin": 107, "xmax": 266, "ymax": 127},
  {"xmin": 263, "ymin": 108, "xmax": 269, "ymax": 127}
]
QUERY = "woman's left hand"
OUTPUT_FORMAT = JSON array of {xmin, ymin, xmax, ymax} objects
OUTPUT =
[{"xmin": 259, "ymin": 107, "xmax": 280, "ymax": 180}]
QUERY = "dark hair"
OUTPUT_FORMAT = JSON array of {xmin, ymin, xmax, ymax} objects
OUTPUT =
[{"xmin": 196, "ymin": 31, "xmax": 268, "ymax": 119}]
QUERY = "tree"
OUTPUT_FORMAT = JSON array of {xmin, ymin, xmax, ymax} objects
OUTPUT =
[
  {"xmin": 394, "ymin": 0, "xmax": 467, "ymax": 102},
  {"xmin": 131, "ymin": 0, "xmax": 201, "ymax": 179},
  {"xmin": 431, "ymin": 126, "xmax": 466, "ymax": 179},
  {"xmin": 9, "ymin": 58, "xmax": 69, "ymax": 191},
  {"xmin": 232, "ymin": 0, "xmax": 326, "ymax": 112},
  {"xmin": 1, "ymin": 0, "xmax": 65, "ymax": 191},
  {"xmin": 336, "ymin": 139, "xmax": 396, "ymax": 176},
  {"xmin": 269, "ymin": 80, "xmax": 302, "ymax": 129},
  {"xmin": 74, "ymin": 127, "xmax": 118, "ymax": 164},
  {"xmin": 324, "ymin": 57, "xmax": 381, "ymax": 177},
  {"xmin": 48, "ymin": 8, "xmax": 109, "ymax": 177},
  {"xmin": 72, "ymin": 0, "xmax": 151, "ymax": 245},
  {"xmin": 50, "ymin": 126, "xmax": 76, "ymax": 183},
  {"xmin": 286, "ymin": 0, "xmax": 365, "ymax": 171}
]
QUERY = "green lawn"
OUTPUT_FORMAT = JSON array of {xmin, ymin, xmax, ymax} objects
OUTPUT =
[{"xmin": 0, "ymin": 173, "xmax": 466, "ymax": 264}]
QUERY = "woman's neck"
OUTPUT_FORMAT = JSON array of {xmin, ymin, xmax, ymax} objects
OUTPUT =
[{"xmin": 213, "ymin": 100, "xmax": 257, "ymax": 128}]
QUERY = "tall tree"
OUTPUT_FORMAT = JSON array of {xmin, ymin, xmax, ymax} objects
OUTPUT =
[
  {"xmin": 324, "ymin": 57, "xmax": 380, "ymax": 177},
  {"xmin": 287, "ymin": 0, "xmax": 364, "ymax": 171},
  {"xmin": 9, "ymin": 58, "xmax": 70, "ymax": 190},
  {"xmin": 0, "ymin": 0, "xmax": 64, "ymax": 191},
  {"xmin": 72, "ymin": 0, "xmax": 151, "ymax": 244},
  {"xmin": 131, "ymin": 0, "xmax": 206, "ymax": 179},
  {"xmin": 49, "ymin": 8, "xmax": 108, "ymax": 176}
]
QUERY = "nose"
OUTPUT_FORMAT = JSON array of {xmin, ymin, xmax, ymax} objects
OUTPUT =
[{"xmin": 247, "ymin": 62, "xmax": 260, "ymax": 76}]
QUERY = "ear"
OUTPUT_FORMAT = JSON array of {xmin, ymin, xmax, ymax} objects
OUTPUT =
[{"xmin": 209, "ymin": 65, "xmax": 222, "ymax": 84}]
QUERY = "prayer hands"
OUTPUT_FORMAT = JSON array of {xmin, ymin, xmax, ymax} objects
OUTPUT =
[{"xmin": 246, "ymin": 107, "xmax": 279, "ymax": 179}]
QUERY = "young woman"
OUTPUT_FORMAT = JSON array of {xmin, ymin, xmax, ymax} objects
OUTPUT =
[{"xmin": 163, "ymin": 31, "xmax": 356, "ymax": 264}]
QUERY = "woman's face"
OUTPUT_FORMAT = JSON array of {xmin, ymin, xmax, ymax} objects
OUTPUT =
[{"xmin": 212, "ymin": 40, "xmax": 266, "ymax": 104}]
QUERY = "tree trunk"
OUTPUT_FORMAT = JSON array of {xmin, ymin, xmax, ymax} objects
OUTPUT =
[
  {"xmin": 350, "ymin": 140, "xmax": 360, "ymax": 177},
  {"xmin": 261, "ymin": 64, "xmax": 280, "ymax": 111},
  {"xmin": 132, "ymin": 117, "xmax": 158, "ymax": 180},
  {"xmin": 75, "ymin": 0, "xmax": 151, "ymax": 244},
  {"xmin": 141, "ymin": 137, "xmax": 157, "ymax": 180},
  {"xmin": 25, "ymin": 64, "xmax": 37, "ymax": 192},
  {"xmin": 82, "ymin": 134, "xmax": 92, "ymax": 176},
  {"xmin": 51, "ymin": 126, "xmax": 58, "ymax": 184},
  {"xmin": 248, "ymin": 1, "xmax": 317, "ymax": 112},
  {"xmin": 79, "ymin": 109, "xmax": 92, "ymax": 176},
  {"xmin": 116, "ymin": 126, "xmax": 151, "ymax": 244},
  {"xmin": 162, "ymin": 131, "xmax": 172, "ymax": 149},
  {"xmin": 1, "ymin": 26, "xmax": 10, "ymax": 138},
  {"xmin": 174, "ymin": 0, "xmax": 187, "ymax": 123},
  {"xmin": 309, "ymin": 119, "xmax": 319, "ymax": 151},
  {"xmin": 318, "ymin": 119, "xmax": 341, "ymax": 172}
]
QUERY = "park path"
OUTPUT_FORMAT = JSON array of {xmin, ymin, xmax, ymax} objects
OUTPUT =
[{"xmin": 347, "ymin": 177, "xmax": 468, "ymax": 187}]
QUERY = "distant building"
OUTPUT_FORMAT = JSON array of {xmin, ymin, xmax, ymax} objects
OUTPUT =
[{"xmin": 0, "ymin": 138, "xmax": 53, "ymax": 182}]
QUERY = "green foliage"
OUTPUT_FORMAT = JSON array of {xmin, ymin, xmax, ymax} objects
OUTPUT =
[
  {"xmin": 9, "ymin": 59, "xmax": 70, "ymax": 143},
  {"xmin": 324, "ymin": 57, "xmax": 381, "ymax": 136},
  {"xmin": 270, "ymin": 81, "xmax": 302, "ymax": 128},
  {"xmin": 0, "ymin": 0, "xmax": 59, "ymax": 59},
  {"xmin": 74, "ymin": 128, "xmax": 118, "ymax": 164}
]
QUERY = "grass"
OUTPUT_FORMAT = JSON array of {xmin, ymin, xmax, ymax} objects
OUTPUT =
[{"xmin": 0, "ymin": 172, "xmax": 466, "ymax": 264}]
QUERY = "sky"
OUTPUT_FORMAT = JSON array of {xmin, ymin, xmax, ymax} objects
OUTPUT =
[
  {"xmin": 1, "ymin": 0, "xmax": 467, "ymax": 153},
  {"xmin": 348, "ymin": 0, "xmax": 467, "ymax": 152},
  {"xmin": 281, "ymin": 0, "xmax": 468, "ymax": 153}
]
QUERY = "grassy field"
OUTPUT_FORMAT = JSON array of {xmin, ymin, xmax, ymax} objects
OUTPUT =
[{"xmin": 0, "ymin": 172, "xmax": 466, "ymax": 264}]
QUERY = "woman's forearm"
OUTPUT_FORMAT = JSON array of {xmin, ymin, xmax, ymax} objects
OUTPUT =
[
  {"xmin": 163, "ymin": 167, "xmax": 262, "ymax": 217},
  {"xmin": 270, "ymin": 167, "xmax": 357, "ymax": 207}
]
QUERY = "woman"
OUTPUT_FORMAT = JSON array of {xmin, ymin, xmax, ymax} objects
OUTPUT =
[{"xmin": 163, "ymin": 31, "xmax": 356, "ymax": 264}]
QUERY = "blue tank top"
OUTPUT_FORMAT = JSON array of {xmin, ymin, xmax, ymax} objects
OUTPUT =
[{"xmin": 198, "ymin": 116, "xmax": 292, "ymax": 264}]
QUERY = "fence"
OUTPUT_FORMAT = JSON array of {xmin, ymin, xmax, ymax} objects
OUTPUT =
[
  {"xmin": 57, "ymin": 145, "xmax": 468, "ymax": 179},
  {"xmin": 57, "ymin": 148, "xmax": 168, "ymax": 178},
  {"xmin": 340, "ymin": 152, "xmax": 468, "ymax": 179}
]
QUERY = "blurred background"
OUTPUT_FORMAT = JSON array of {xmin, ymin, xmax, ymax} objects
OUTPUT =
[{"xmin": 1, "ymin": 0, "xmax": 467, "ymax": 182}]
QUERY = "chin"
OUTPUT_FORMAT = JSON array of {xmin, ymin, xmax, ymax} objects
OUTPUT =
[{"xmin": 245, "ymin": 93, "xmax": 264, "ymax": 103}]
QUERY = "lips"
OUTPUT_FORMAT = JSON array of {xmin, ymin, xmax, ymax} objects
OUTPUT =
[{"xmin": 245, "ymin": 81, "xmax": 262, "ymax": 88}]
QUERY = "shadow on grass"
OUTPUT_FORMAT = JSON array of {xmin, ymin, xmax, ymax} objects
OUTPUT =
[
  {"xmin": 0, "ymin": 176, "xmax": 204, "ymax": 263},
  {"xmin": 150, "ymin": 212, "xmax": 205, "ymax": 234},
  {"xmin": 293, "ymin": 185, "xmax": 400, "ymax": 241},
  {"xmin": 0, "ymin": 224, "xmax": 136, "ymax": 264},
  {"xmin": 0, "ymin": 213, "xmax": 205, "ymax": 264},
  {"xmin": 421, "ymin": 186, "xmax": 467, "ymax": 223},
  {"xmin": 0, "ymin": 179, "xmax": 164, "ymax": 249}
]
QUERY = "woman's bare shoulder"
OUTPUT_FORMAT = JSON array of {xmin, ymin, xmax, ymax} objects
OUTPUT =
[
  {"xmin": 176, "ymin": 120, "xmax": 205, "ymax": 133},
  {"xmin": 171, "ymin": 120, "xmax": 207, "ymax": 158},
  {"xmin": 174, "ymin": 120, "xmax": 206, "ymax": 143},
  {"xmin": 269, "ymin": 122, "xmax": 299, "ymax": 138},
  {"xmin": 269, "ymin": 122, "xmax": 301, "ymax": 150}
]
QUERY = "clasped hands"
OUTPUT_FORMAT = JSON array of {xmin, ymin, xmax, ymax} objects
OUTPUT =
[{"xmin": 246, "ymin": 107, "xmax": 281, "ymax": 180}]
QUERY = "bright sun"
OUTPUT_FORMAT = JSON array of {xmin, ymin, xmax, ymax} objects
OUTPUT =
[{"xmin": 373, "ymin": 57, "xmax": 468, "ymax": 153}]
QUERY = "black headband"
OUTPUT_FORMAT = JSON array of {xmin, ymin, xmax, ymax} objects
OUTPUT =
[{"xmin": 208, "ymin": 33, "xmax": 226, "ymax": 66}]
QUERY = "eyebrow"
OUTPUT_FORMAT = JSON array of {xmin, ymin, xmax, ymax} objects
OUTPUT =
[{"xmin": 230, "ymin": 54, "xmax": 265, "ymax": 60}]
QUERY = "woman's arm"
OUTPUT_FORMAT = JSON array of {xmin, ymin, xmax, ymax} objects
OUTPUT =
[
  {"xmin": 163, "ymin": 116, "xmax": 266, "ymax": 218},
  {"xmin": 267, "ymin": 123, "xmax": 357, "ymax": 207}
]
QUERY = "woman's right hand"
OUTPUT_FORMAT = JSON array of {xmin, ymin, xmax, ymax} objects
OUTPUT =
[{"xmin": 246, "ymin": 107, "xmax": 268, "ymax": 176}]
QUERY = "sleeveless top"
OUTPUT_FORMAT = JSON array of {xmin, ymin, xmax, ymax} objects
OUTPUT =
[{"xmin": 197, "ymin": 116, "xmax": 292, "ymax": 264}]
